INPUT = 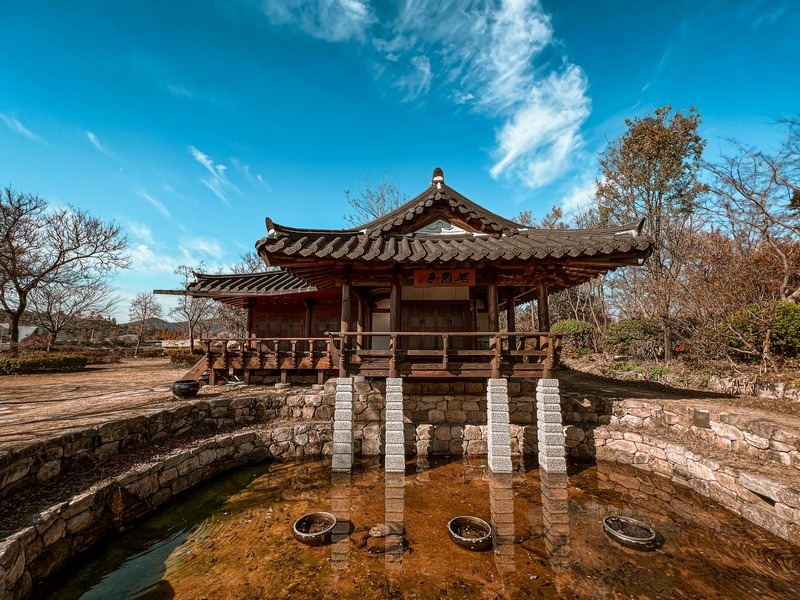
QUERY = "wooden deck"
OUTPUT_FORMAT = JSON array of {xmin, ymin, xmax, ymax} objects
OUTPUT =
[{"xmin": 201, "ymin": 332, "xmax": 562, "ymax": 383}]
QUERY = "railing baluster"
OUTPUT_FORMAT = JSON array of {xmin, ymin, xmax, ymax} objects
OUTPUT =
[
  {"xmin": 389, "ymin": 334, "xmax": 397, "ymax": 378},
  {"xmin": 442, "ymin": 334, "xmax": 449, "ymax": 369}
]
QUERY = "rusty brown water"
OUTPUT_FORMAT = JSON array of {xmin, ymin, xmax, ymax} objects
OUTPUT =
[{"xmin": 44, "ymin": 457, "xmax": 800, "ymax": 599}]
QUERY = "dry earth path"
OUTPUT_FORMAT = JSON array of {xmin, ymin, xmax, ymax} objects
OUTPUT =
[{"xmin": 0, "ymin": 358, "xmax": 187, "ymax": 449}]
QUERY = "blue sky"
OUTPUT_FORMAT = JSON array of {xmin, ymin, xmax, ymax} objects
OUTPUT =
[{"xmin": 1, "ymin": 0, "xmax": 798, "ymax": 321}]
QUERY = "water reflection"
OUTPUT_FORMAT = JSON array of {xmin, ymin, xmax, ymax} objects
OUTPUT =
[
  {"xmin": 330, "ymin": 471, "xmax": 351, "ymax": 569},
  {"xmin": 45, "ymin": 458, "xmax": 800, "ymax": 600},
  {"xmin": 539, "ymin": 471, "xmax": 570, "ymax": 567},
  {"xmin": 488, "ymin": 472, "xmax": 514, "ymax": 575},
  {"xmin": 384, "ymin": 471, "xmax": 405, "ymax": 568}
]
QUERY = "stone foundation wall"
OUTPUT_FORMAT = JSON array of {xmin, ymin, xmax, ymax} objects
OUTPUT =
[{"xmin": 0, "ymin": 424, "xmax": 332, "ymax": 599}]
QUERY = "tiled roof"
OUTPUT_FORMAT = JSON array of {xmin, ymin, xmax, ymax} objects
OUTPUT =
[
  {"xmin": 259, "ymin": 222, "xmax": 649, "ymax": 264},
  {"xmin": 181, "ymin": 270, "xmax": 316, "ymax": 305},
  {"xmin": 254, "ymin": 168, "xmax": 652, "ymax": 290}
]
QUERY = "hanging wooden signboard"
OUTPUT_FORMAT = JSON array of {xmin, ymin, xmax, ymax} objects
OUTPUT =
[{"xmin": 413, "ymin": 268, "xmax": 475, "ymax": 287}]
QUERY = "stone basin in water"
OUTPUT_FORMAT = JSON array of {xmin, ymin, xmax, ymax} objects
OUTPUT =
[
  {"xmin": 447, "ymin": 516, "xmax": 492, "ymax": 551},
  {"xmin": 293, "ymin": 512, "xmax": 336, "ymax": 546}
]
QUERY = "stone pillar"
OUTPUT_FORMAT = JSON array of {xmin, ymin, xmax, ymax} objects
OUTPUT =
[
  {"xmin": 332, "ymin": 377, "xmax": 354, "ymax": 472},
  {"xmin": 487, "ymin": 378, "xmax": 512, "ymax": 473},
  {"xmin": 536, "ymin": 378, "xmax": 566, "ymax": 473},
  {"xmin": 384, "ymin": 377, "xmax": 406, "ymax": 473}
]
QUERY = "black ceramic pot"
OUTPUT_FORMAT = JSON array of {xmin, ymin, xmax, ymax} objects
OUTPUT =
[
  {"xmin": 602, "ymin": 516, "xmax": 658, "ymax": 550},
  {"xmin": 172, "ymin": 379, "xmax": 200, "ymax": 399},
  {"xmin": 447, "ymin": 516, "xmax": 492, "ymax": 551},
  {"xmin": 293, "ymin": 512, "xmax": 336, "ymax": 546}
]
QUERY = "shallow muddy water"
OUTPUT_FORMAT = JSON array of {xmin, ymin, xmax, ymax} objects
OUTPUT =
[{"xmin": 43, "ymin": 457, "xmax": 800, "ymax": 599}]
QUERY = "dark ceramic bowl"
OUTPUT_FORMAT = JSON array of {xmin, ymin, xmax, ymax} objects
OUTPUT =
[
  {"xmin": 293, "ymin": 512, "xmax": 336, "ymax": 546},
  {"xmin": 447, "ymin": 516, "xmax": 492, "ymax": 551},
  {"xmin": 602, "ymin": 516, "xmax": 657, "ymax": 550},
  {"xmin": 172, "ymin": 379, "xmax": 200, "ymax": 399}
]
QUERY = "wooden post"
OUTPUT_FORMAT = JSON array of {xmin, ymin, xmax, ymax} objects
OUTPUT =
[
  {"xmin": 537, "ymin": 283, "xmax": 550, "ymax": 332},
  {"xmin": 505, "ymin": 288, "xmax": 516, "ymax": 332},
  {"xmin": 303, "ymin": 299, "xmax": 314, "ymax": 337},
  {"xmin": 487, "ymin": 280, "xmax": 499, "ymax": 332},
  {"xmin": 340, "ymin": 278, "xmax": 351, "ymax": 377},
  {"xmin": 390, "ymin": 275, "xmax": 401, "ymax": 333},
  {"xmin": 356, "ymin": 292, "xmax": 365, "ymax": 351},
  {"xmin": 246, "ymin": 299, "xmax": 255, "ymax": 338},
  {"xmin": 491, "ymin": 333, "xmax": 500, "ymax": 379}
]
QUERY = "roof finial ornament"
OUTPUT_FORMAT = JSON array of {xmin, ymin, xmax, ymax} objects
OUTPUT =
[{"xmin": 431, "ymin": 167, "xmax": 444, "ymax": 186}]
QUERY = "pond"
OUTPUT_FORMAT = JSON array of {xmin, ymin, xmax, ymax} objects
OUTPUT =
[{"xmin": 42, "ymin": 457, "xmax": 800, "ymax": 599}]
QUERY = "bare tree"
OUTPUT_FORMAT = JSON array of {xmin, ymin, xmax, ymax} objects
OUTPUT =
[
  {"xmin": 170, "ymin": 265, "xmax": 215, "ymax": 351},
  {"xmin": 129, "ymin": 292, "xmax": 163, "ymax": 356},
  {"xmin": 705, "ymin": 119, "xmax": 800, "ymax": 302},
  {"xmin": 0, "ymin": 188, "xmax": 128, "ymax": 352},
  {"xmin": 28, "ymin": 278, "xmax": 118, "ymax": 351},
  {"xmin": 344, "ymin": 179, "xmax": 406, "ymax": 227},
  {"xmin": 232, "ymin": 251, "xmax": 270, "ymax": 274},
  {"xmin": 595, "ymin": 106, "xmax": 707, "ymax": 359}
]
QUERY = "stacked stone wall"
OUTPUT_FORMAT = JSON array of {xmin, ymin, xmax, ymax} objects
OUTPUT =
[{"xmin": 0, "ymin": 390, "xmax": 332, "ymax": 500}]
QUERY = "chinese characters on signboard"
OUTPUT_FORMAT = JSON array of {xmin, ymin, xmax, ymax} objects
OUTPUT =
[{"xmin": 413, "ymin": 268, "xmax": 475, "ymax": 287}]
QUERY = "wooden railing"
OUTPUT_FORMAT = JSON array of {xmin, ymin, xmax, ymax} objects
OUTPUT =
[
  {"xmin": 201, "ymin": 331, "xmax": 562, "ymax": 381},
  {"xmin": 325, "ymin": 331, "xmax": 562, "ymax": 379}
]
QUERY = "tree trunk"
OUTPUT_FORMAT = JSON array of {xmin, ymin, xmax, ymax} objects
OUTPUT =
[{"xmin": 663, "ymin": 319, "xmax": 673, "ymax": 361}]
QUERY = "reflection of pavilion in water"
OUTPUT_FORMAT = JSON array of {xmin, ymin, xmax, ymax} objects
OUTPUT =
[{"xmin": 328, "ymin": 457, "xmax": 572, "ymax": 586}]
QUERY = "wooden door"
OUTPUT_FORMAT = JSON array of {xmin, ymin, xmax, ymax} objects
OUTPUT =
[{"xmin": 402, "ymin": 302, "xmax": 467, "ymax": 350}]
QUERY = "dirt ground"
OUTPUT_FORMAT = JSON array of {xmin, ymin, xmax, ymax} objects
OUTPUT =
[{"xmin": 0, "ymin": 358, "xmax": 188, "ymax": 449}]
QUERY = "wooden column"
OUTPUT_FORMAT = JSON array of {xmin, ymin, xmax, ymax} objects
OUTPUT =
[
  {"xmin": 303, "ymin": 299, "xmax": 315, "ymax": 338},
  {"xmin": 505, "ymin": 289, "xmax": 516, "ymax": 333},
  {"xmin": 390, "ymin": 275, "xmax": 401, "ymax": 333},
  {"xmin": 487, "ymin": 280, "xmax": 499, "ymax": 332},
  {"xmin": 356, "ymin": 291, "xmax": 365, "ymax": 350},
  {"xmin": 364, "ymin": 295, "xmax": 373, "ymax": 350},
  {"xmin": 245, "ymin": 299, "xmax": 255, "ymax": 338},
  {"xmin": 537, "ymin": 283, "xmax": 550, "ymax": 331},
  {"xmin": 340, "ymin": 278, "xmax": 351, "ymax": 377}
]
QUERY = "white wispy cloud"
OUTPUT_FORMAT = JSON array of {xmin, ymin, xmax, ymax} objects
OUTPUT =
[
  {"xmin": 189, "ymin": 146, "xmax": 240, "ymax": 205},
  {"xmin": 256, "ymin": 0, "xmax": 591, "ymax": 190},
  {"xmin": 179, "ymin": 237, "xmax": 224, "ymax": 258},
  {"xmin": 260, "ymin": 0, "xmax": 375, "ymax": 41},
  {"xmin": 0, "ymin": 113, "xmax": 40, "ymax": 140},
  {"xmin": 87, "ymin": 131, "xmax": 109, "ymax": 154},
  {"xmin": 560, "ymin": 173, "xmax": 597, "ymax": 213},
  {"xmin": 127, "ymin": 221, "xmax": 156, "ymax": 245},
  {"xmin": 129, "ymin": 243, "xmax": 180, "ymax": 273},
  {"xmin": 139, "ymin": 191, "xmax": 171, "ymax": 217}
]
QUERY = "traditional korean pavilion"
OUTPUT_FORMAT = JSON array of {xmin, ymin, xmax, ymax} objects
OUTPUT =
[{"xmin": 172, "ymin": 168, "xmax": 650, "ymax": 385}]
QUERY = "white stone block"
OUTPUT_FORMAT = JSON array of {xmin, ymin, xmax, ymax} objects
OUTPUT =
[
  {"xmin": 539, "ymin": 445, "xmax": 564, "ymax": 458},
  {"xmin": 385, "ymin": 410, "xmax": 404, "ymax": 422},
  {"xmin": 385, "ymin": 431, "xmax": 405, "ymax": 445},
  {"xmin": 536, "ymin": 410, "xmax": 563, "ymax": 424},
  {"xmin": 335, "ymin": 392, "xmax": 353, "ymax": 403},
  {"xmin": 538, "ymin": 422, "xmax": 563, "ymax": 433},
  {"xmin": 537, "ymin": 378, "xmax": 559, "ymax": 388},
  {"xmin": 332, "ymin": 454, "xmax": 353, "ymax": 471},
  {"xmin": 490, "ymin": 422, "xmax": 510, "ymax": 435},
  {"xmin": 540, "ymin": 432, "xmax": 566, "ymax": 446},
  {"xmin": 489, "ymin": 456, "xmax": 513, "ymax": 473},
  {"xmin": 334, "ymin": 409, "xmax": 353, "ymax": 422},
  {"xmin": 384, "ymin": 420, "xmax": 404, "ymax": 431},
  {"xmin": 539, "ymin": 456, "xmax": 567, "ymax": 473},
  {"xmin": 536, "ymin": 393, "xmax": 562, "ymax": 404},
  {"xmin": 385, "ymin": 455, "xmax": 406, "ymax": 472},
  {"xmin": 491, "ymin": 443, "xmax": 511, "ymax": 457},
  {"xmin": 384, "ymin": 443, "xmax": 406, "ymax": 456},
  {"xmin": 333, "ymin": 430, "xmax": 352, "ymax": 443},
  {"xmin": 489, "ymin": 432, "xmax": 511, "ymax": 446},
  {"xmin": 332, "ymin": 442, "xmax": 353, "ymax": 455},
  {"xmin": 333, "ymin": 420, "xmax": 352, "ymax": 431},
  {"xmin": 489, "ymin": 410, "xmax": 509, "ymax": 424}
]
